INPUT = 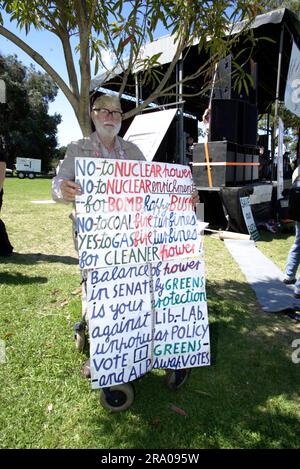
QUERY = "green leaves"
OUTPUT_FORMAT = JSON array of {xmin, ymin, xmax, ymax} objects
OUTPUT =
[
  {"xmin": 135, "ymin": 53, "xmax": 164, "ymax": 86},
  {"xmin": 0, "ymin": 53, "xmax": 60, "ymax": 170},
  {"xmin": 0, "ymin": 0, "xmax": 269, "ymax": 135}
]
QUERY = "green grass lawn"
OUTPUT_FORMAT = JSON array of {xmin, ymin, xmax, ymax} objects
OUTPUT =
[{"xmin": 0, "ymin": 178, "xmax": 300, "ymax": 449}]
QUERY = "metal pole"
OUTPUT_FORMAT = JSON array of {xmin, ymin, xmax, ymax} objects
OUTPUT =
[
  {"xmin": 274, "ymin": 25, "xmax": 284, "ymax": 120},
  {"xmin": 266, "ymin": 111, "xmax": 271, "ymax": 181},
  {"xmin": 266, "ymin": 112, "xmax": 270, "ymax": 151},
  {"xmin": 135, "ymin": 74, "xmax": 139, "ymax": 108},
  {"xmin": 178, "ymin": 58, "xmax": 184, "ymax": 165},
  {"xmin": 297, "ymin": 126, "xmax": 300, "ymax": 162},
  {"xmin": 139, "ymin": 76, "xmax": 143, "ymax": 106}
]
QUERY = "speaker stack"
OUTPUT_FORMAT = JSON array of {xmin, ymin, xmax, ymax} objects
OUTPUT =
[
  {"xmin": 193, "ymin": 55, "xmax": 259, "ymax": 189},
  {"xmin": 210, "ymin": 99, "xmax": 258, "ymax": 147},
  {"xmin": 192, "ymin": 141, "xmax": 259, "ymax": 188}
]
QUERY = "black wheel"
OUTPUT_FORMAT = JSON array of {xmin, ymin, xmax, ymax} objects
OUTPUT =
[
  {"xmin": 18, "ymin": 172, "xmax": 25, "ymax": 179},
  {"xmin": 28, "ymin": 172, "xmax": 35, "ymax": 179},
  {"xmin": 165, "ymin": 368, "xmax": 191, "ymax": 390},
  {"xmin": 100, "ymin": 383, "xmax": 135, "ymax": 412}
]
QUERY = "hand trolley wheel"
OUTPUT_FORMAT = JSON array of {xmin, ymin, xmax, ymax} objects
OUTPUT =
[
  {"xmin": 165, "ymin": 368, "xmax": 191, "ymax": 390},
  {"xmin": 100, "ymin": 383, "xmax": 135, "ymax": 412}
]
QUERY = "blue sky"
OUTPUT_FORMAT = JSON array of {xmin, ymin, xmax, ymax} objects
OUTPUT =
[{"xmin": 0, "ymin": 12, "xmax": 85, "ymax": 147}]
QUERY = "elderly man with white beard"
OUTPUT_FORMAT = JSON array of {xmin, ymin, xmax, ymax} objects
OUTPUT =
[
  {"xmin": 52, "ymin": 93, "xmax": 200, "ymax": 207},
  {"xmin": 52, "ymin": 94, "xmax": 145, "ymax": 203}
]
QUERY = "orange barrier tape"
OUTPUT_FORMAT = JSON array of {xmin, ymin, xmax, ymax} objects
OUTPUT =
[
  {"xmin": 203, "ymin": 141, "xmax": 213, "ymax": 188},
  {"xmin": 192, "ymin": 162, "xmax": 259, "ymax": 166}
]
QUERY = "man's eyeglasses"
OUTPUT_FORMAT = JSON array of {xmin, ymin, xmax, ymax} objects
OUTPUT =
[{"xmin": 92, "ymin": 107, "xmax": 123, "ymax": 119}]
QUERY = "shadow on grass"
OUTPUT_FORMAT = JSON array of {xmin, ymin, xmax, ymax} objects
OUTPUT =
[
  {"xmin": 0, "ymin": 252, "xmax": 78, "ymax": 265},
  {"xmin": 0, "ymin": 271, "xmax": 48, "ymax": 285},
  {"xmin": 85, "ymin": 278, "xmax": 300, "ymax": 449},
  {"xmin": 258, "ymin": 230, "xmax": 295, "ymax": 243}
]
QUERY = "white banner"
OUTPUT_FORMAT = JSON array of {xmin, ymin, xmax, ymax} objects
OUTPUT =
[
  {"xmin": 277, "ymin": 117, "xmax": 284, "ymax": 201},
  {"xmin": 284, "ymin": 41, "xmax": 300, "ymax": 118}
]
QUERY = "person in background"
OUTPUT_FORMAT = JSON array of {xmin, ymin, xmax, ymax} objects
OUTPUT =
[
  {"xmin": 202, "ymin": 108, "xmax": 210, "ymax": 127},
  {"xmin": 258, "ymin": 145, "xmax": 268, "ymax": 180},
  {"xmin": 185, "ymin": 134, "xmax": 194, "ymax": 165},
  {"xmin": 0, "ymin": 136, "xmax": 13, "ymax": 257},
  {"xmin": 283, "ymin": 160, "xmax": 300, "ymax": 298}
]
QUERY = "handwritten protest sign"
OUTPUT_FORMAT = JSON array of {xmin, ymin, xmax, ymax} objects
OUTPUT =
[
  {"xmin": 87, "ymin": 258, "xmax": 209, "ymax": 389},
  {"xmin": 75, "ymin": 158, "xmax": 210, "ymax": 389},
  {"xmin": 151, "ymin": 258, "xmax": 209, "ymax": 371},
  {"xmin": 75, "ymin": 159, "xmax": 200, "ymax": 269}
]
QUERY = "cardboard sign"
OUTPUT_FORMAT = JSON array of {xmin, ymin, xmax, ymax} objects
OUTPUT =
[
  {"xmin": 75, "ymin": 158, "xmax": 210, "ymax": 389},
  {"xmin": 87, "ymin": 258, "xmax": 209, "ymax": 389},
  {"xmin": 75, "ymin": 159, "xmax": 201, "ymax": 269}
]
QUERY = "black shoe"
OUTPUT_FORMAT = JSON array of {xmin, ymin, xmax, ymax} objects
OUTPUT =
[{"xmin": 283, "ymin": 278, "xmax": 296, "ymax": 285}]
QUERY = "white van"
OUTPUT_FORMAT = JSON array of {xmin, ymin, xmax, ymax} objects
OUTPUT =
[{"xmin": 16, "ymin": 158, "xmax": 41, "ymax": 179}]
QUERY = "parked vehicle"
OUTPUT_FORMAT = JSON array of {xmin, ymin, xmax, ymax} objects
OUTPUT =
[
  {"xmin": 5, "ymin": 168, "xmax": 13, "ymax": 177},
  {"xmin": 16, "ymin": 158, "xmax": 41, "ymax": 179}
]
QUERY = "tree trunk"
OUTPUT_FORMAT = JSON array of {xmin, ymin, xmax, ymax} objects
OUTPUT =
[{"xmin": 77, "ymin": 104, "xmax": 92, "ymax": 137}]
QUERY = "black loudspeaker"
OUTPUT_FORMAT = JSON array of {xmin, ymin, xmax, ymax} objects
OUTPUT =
[
  {"xmin": 213, "ymin": 55, "xmax": 258, "ymax": 105},
  {"xmin": 210, "ymin": 99, "xmax": 258, "ymax": 147},
  {"xmin": 213, "ymin": 55, "xmax": 232, "ymax": 100},
  {"xmin": 192, "ymin": 141, "xmax": 259, "ymax": 189}
]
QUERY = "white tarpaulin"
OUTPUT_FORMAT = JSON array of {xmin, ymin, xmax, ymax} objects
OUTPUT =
[{"xmin": 277, "ymin": 117, "xmax": 284, "ymax": 201}]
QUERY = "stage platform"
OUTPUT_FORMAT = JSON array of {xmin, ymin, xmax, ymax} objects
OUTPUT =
[{"xmin": 198, "ymin": 180, "xmax": 290, "ymax": 232}]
